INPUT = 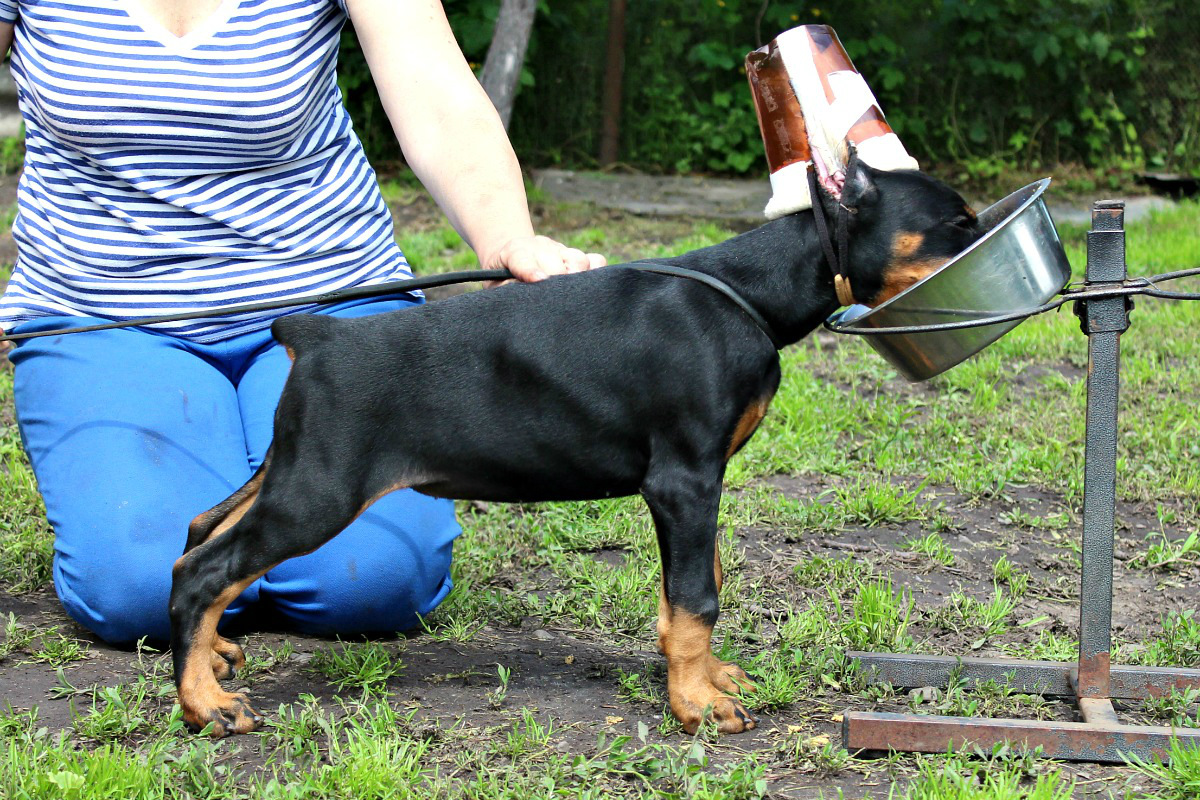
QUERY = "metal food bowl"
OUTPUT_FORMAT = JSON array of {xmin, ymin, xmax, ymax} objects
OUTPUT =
[{"xmin": 829, "ymin": 178, "xmax": 1072, "ymax": 381}]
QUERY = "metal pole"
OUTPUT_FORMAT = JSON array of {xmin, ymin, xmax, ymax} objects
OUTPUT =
[{"xmin": 1075, "ymin": 200, "xmax": 1129, "ymax": 700}]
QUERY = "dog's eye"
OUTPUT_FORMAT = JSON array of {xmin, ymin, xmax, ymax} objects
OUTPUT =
[{"xmin": 947, "ymin": 215, "xmax": 975, "ymax": 229}]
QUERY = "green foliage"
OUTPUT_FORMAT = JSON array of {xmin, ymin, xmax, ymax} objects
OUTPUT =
[{"xmin": 334, "ymin": 1, "xmax": 1197, "ymax": 175}]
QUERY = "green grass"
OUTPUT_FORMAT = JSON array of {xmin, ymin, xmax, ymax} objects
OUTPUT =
[{"xmin": 309, "ymin": 640, "xmax": 404, "ymax": 695}]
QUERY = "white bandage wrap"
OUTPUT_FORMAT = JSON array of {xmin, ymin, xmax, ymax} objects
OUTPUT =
[
  {"xmin": 854, "ymin": 133, "xmax": 920, "ymax": 172},
  {"xmin": 764, "ymin": 160, "xmax": 814, "ymax": 220}
]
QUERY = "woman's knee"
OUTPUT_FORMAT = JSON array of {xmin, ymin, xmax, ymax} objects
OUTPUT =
[
  {"xmin": 261, "ymin": 493, "xmax": 458, "ymax": 635},
  {"xmin": 53, "ymin": 550, "xmax": 174, "ymax": 644}
]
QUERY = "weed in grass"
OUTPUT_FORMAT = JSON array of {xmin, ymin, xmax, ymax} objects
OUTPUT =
[
  {"xmin": 617, "ymin": 665, "xmax": 664, "ymax": 706},
  {"xmin": 309, "ymin": 639, "xmax": 403, "ymax": 695},
  {"xmin": 850, "ymin": 577, "xmax": 917, "ymax": 652},
  {"xmin": 24, "ymin": 627, "xmax": 89, "ymax": 668},
  {"xmin": 793, "ymin": 555, "xmax": 873, "ymax": 587},
  {"xmin": 0, "ymin": 705, "xmax": 41, "ymax": 740},
  {"xmin": 71, "ymin": 681, "xmax": 157, "ymax": 743},
  {"xmin": 596, "ymin": 723, "xmax": 768, "ymax": 799},
  {"xmin": 1124, "ymin": 736, "xmax": 1200, "ymax": 800},
  {"xmin": 260, "ymin": 693, "xmax": 326, "ymax": 764},
  {"xmin": 1002, "ymin": 630, "xmax": 1078, "ymax": 662},
  {"xmin": 486, "ymin": 663, "xmax": 512, "ymax": 709},
  {"xmin": 742, "ymin": 649, "xmax": 808, "ymax": 710},
  {"xmin": 915, "ymin": 669, "xmax": 1054, "ymax": 721},
  {"xmin": 991, "ymin": 556, "xmax": 1031, "ymax": 598},
  {"xmin": 1136, "ymin": 610, "xmax": 1200, "ymax": 668},
  {"xmin": 926, "ymin": 588, "xmax": 1017, "ymax": 643},
  {"xmin": 998, "ymin": 507, "xmax": 1070, "ymax": 532},
  {"xmin": 1132, "ymin": 530, "xmax": 1200, "ymax": 571},
  {"xmin": 781, "ymin": 577, "xmax": 916, "ymax": 654},
  {"xmin": 1140, "ymin": 686, "xmax": 1200, "ymax": 729},
  {"xmin": 0, "ymin": 448, "xmax": 54, "ymax": 594},
  {"xmin": 238, "ymin": 639, "xmax": 295, "ymax": 682},
  {"xmin": 497, "ymin": 708, "xmax": 553, "ymax": 759},
  {"xmin": 895, "ymin": 747, "xmax": 1075, "ymax": 800},
  {"xmin": 270, "ymin": 702, "xmax": 436, "ymax": 797},
  {"xmin": 539, "ymin": 550, "xmax": 657, "ymax": 635},
  {"xmin": 719, "ymin": 485, "xmax": 842, "ymax": 534},
  {"xmin": 777, "ymin": 730, "xmax": 851, "ymax": 776},
  {"xmin": 0, "ymin": 612, "xmax": 35, "ymax": 659},
  {"xmin": 838, "ymin": 479, "xmax": 936, "ymax": 528},
  {"xmin": 0, "ymin": 370, "xmax": 54, "ymax": 596},
  {"xmin": 904, "ymin": 532, "xmax": 956, "ymax": 566}
]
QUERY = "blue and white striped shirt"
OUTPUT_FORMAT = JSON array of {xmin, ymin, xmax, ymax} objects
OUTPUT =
[{"xmin": 0, "ymin": 0, "xmax": 417, "ymax": 341}]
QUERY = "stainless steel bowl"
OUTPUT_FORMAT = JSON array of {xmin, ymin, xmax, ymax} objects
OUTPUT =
[{"xmin": 830, "ymin": 178, "xmax": 1071, "ymax": 381}]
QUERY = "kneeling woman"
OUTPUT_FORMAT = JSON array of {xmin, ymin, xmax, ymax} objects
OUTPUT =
[{"xmin": 0, "ymin": 0, "xmax": 604, "ymax": 642}]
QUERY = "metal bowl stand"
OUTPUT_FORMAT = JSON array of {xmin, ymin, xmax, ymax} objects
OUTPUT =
[{"xmin": 842, "ymin": 200, "xmax": 1200, "ymax": 763}]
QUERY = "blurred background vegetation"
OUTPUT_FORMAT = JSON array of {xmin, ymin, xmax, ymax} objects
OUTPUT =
[{"xmin": 337, "ymin": 0, "xmax": 1198, "ymax": 184}]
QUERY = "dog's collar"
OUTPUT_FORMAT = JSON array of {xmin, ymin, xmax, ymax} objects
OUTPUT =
[
  {"xmin": 807, "ymin": 151, "xmax": 858, "ymax": 307},
  {"xmin": 625, "ymin": 263, "xmax": 780, "ymax": 349}
]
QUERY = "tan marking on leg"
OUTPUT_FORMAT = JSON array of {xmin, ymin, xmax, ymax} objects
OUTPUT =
[
  {"xmin": 657, "ymin": 579, "xmax": 671, "ymax": 655},
  {"xmin": 206, "ymin": 484, "xmax": 259, "ymax": 543},
  {"xmin": 726, "ymin": 396, "xmax": 773, "ymax": 460},
  {"xmin": 178, "ymin": 575, "xmax": 266, "ymax": 737},
  {"xmin": 189, "ymin": 469, "xmax": 265, "ymax": 548},
  {"xmin": 354, "ymin": 482, "xmax": 410, "ymax": 520},
  {"xmin": 209, "ymin": 634, "xmax": 245, "ymax": 680},
  {"xmin": 285, "ymin": 346, "xmax": 295, "ymax": 361},
  {"xmin": 713, "ymin": 548, "xmax": 723, "ymax": 594},
  {"xmin": 658, "ymin": 607, "xmax": 756, "ymax": 734}
]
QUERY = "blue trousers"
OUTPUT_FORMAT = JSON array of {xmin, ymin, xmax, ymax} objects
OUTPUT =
[{"xmin": 10, "ymin": 297, "xmax": 460, "ymax": 644}]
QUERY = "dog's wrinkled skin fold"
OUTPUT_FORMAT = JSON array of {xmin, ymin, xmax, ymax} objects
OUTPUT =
[{"xmin": 170, "ymin": 163, "xmax": 980, "ymax": 737}]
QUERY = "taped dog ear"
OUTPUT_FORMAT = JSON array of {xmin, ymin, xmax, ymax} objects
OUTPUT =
[{"xmin": 841, "ymin": 159, "xmax": 880, "ymax": 211}]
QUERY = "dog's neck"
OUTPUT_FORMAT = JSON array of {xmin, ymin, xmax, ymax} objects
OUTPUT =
[{"xmin": 658, "ymin": 213, "xmax": 868, "ymax": 347}]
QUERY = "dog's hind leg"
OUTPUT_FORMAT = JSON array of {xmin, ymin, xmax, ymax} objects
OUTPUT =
[
  {"xmin": 185, "ymin": 447, "xmax": 272, "ymax": 554},
  {"xmin": 170, "ymin": 455, "xmax": 383, "ymax": 737},
  {"xmin": 643, "ymin": 463, "xmax": 757, "ymax": 734},
  {"xmin": 180, "ymin": 449, "xmax": 274, "ymax": 680}
]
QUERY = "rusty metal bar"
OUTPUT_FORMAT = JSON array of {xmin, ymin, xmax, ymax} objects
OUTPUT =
[
  {"xmin": 847, "ymin": 653, "xmax": 1200, "ymax": 699},
  {"xmin": 843, "ymin": 712, "xmax": 1200, "ymax": 763},
  {"xmin": 841, "ymin": 200, "xmax": 1200, "ymax": 764}
]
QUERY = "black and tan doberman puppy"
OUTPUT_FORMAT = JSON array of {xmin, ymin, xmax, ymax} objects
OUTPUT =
[{"xmin": 170, "ymin": 161, "xmax": 980, "ymax": 737}]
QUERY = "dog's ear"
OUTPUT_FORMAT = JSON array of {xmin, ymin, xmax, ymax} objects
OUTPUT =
[{"xmin": 840, "ymin": 159, "xmax": 880, "ymax": 212}]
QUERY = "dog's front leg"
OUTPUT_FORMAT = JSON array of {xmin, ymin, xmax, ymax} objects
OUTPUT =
[{"xmin": 643, "ymin": 467, "xmax": 757, "ymax": 734}]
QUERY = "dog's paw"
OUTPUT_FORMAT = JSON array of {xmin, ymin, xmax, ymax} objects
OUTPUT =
[
  {"xmin": 670, "ymin": 676, "xmax": 758, "ymax": 735},
  {"xmin": 183, "ymin": 690, "xmax": 264, "ymax": 738},
  {"xmin": 707, "ymin": 657, "xmax": 756, "ymax": 695},
  {"xmin": 674, "ymin": 692, "xmax": 758, "ymax": 735},
  {"xmin": 209, "ymin": 636, "xmax": 245, "ymax": 681}
]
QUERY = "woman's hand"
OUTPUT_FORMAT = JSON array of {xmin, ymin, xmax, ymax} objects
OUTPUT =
[{"xmin": 482, "ymin": 236, "xmax": 607, "ymax": 284}]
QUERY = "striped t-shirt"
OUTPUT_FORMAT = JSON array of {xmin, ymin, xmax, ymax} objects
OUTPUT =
[{"xmin": 0, "ymin": 0, "xmax": 417, "ymax": 342}]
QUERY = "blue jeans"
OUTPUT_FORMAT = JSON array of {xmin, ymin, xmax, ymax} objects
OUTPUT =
[{"xmin": 10, "ymin": 297, "xmax": 459, "ymax": 644}]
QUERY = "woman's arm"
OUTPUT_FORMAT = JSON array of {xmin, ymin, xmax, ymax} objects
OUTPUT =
[{"xmin": 345, "ymin": 0, "xmax": 604, "ymax": 282}]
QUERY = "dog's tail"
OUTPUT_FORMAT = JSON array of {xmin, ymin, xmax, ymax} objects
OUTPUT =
[{"xmin": 271, "ymin": 313, "xmax": 336, "ymax": 357}]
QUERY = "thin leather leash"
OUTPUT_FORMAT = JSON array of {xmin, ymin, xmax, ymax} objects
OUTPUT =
[{"xmin": 1, "ymin": 263, "xmax": 780, "ymax": 349}]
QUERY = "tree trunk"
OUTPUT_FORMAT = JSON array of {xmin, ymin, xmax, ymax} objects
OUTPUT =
[
  {"xmin": 598, "ymin": 0, "xmax": 626, "ymax": 166},
  {"xmin": 479, "ymin": 0, "xmax": 538, "ymax": 131}
]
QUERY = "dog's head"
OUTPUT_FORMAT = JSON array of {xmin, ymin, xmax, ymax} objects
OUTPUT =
[{"xmin": 813, "ymin": 162, "xmax": 982, "ymax": 307}]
